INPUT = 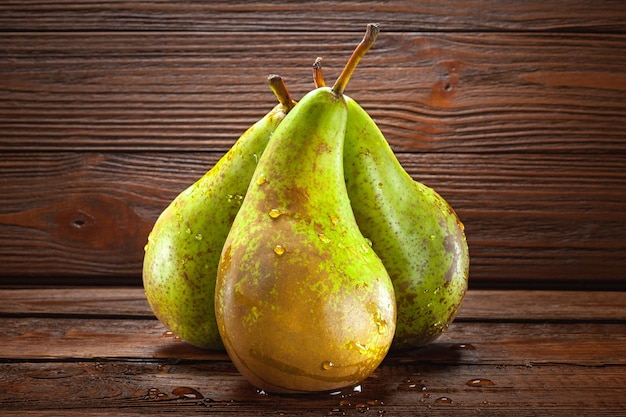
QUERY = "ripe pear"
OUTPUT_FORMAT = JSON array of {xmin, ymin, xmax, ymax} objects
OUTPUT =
[
  {"xmin": 142, "ymin": 76, "xmax": 295, "ymax": 350},
  {"xmin": 314, "ymin": 59, "xmax": 469, "ymax": 349},
  {"xmin": 215, "ymin": 24, "xmax": 396, "ymax": 393}
]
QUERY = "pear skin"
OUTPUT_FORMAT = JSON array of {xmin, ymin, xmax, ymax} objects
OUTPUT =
[
  {"xmin": 343, "ymin": 96, "xmax": 469, "ymax": 349},
  {"xmin": 215, "ymin": 86, "xmax": 395, "ymax": 393},
  {"xmin": 143, "ymin": 78, "xmax": 294, "ymax": 350}
]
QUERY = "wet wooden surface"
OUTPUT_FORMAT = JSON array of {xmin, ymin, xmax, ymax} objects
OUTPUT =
[
  {"xmin": 1, "ymin": 2, "xmax": 626, "ymax": 288},
  {"xmin": 0, "ymin": 288, "xmax": 624, "ymax": 416}
]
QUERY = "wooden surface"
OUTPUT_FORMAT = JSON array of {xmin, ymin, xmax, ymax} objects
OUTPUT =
[
  {"xmin": 0, "ymin": 287, "xmax": 624, "ymax": 416},
  {"xmin": 1, "ymin": 1, "xmax": 625, "ymax": 287}
]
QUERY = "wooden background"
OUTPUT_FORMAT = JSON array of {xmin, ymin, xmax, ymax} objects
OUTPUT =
[{"xmin": 1, "ymin": 1, "xmax": 625, "ymax": 289}]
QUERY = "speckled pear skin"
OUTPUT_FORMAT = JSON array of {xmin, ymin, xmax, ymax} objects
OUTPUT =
[
  {"xmin": 215, "ymin": 87, "xmax": 396, "ymax": 393},
  {"xmin": 343, "ymin": 96, "xmax": 469, "ymax": 350},
  {"xmin": 142, "ymin": 102, "xmax": 290, "ymax": 350}
]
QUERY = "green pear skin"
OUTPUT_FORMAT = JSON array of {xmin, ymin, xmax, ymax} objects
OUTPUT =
[
  {"xmin": 215, "ymin": 87, "xmax": 396, "ymax": 393},
  {"xmin": 343, "ymin": 97, "xmax": 469, "ymax": 349},
  {"xmin": 143, "ymin": 101, "xmax": 290, "ymax": 350}
]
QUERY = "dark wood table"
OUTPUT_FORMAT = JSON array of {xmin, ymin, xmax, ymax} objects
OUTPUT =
[{"xmin": 1, "ymin": 288, "xmax": 624, "ymax": 416}]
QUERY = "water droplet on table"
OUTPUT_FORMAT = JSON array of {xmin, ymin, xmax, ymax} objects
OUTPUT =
[
  {"xmin": 434, "ymin": 396, "xmax": 453, "ymax": 404},
  {"xmin": 355, "ymin": 403, "xmax": 370, "ymax": 413},
  {"xmin": 467, "ymin": 378, "xmax": 495, "ymax": 387},
  {"xmin": 172, "ymin": 386, "xmax": 204, "ymax": 399}
]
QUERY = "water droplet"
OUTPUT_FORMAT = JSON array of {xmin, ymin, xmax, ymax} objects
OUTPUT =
[
  {"xmin": 329, "ymin": 384, "xmax": 362, "ymax": 398},
  {"xmin": 274, "ymin": 245, "xmax": 285, "ymax": 255},
  {"xmin": 429, "ymin": 234, "xmax": 436, "ymax": 240},
  {"xmin": 146, "ymin": 387, "xmax": 169, "ymax": 400},
  {"xmin": 367, "ymin": 399, "xmax": 384, "ymax": 406},
  {"xmin": 355, "ymin": 403, "xmax": 369, "ymax": 413},
  {"xmin": 348, "ymin": 341, "xmax": 368, "ymax": 354},
  {"xmin": 398, "ymin": 378, "xmax": 427, "ymax": 391},
  {"xmin": 374, "ymin": 314, "xmax": 388, "ymax": 335},
  {"xmin": 322, "ymin": 360, "xmax": 334, "ymax": 370},
  {"xmin": 339, "ymin": 399, "xmax": 351, "ymax": 406},
  {"xmin": 434, "ymin": 396, "xmax": 453, "ymax": 404},
  {"xmin": 269, "ymin": 208, "xmax": 284, "ymax": 218},
  {"xmin": 458, "ymin": 220, "xmax": 465, "ymax": 232},
  {"xmin": 195, "ymin": 233, "xmax": 203, "ymax": 240},
  {"xmin": 256, "ymin": 173, "xmax": 267, "ymax": 185},
  {"xmin": 450, "ymin": 343, "xmax": 476, "ymax": 350},
  {"xmin": 318, "ymin": 233, "xmax": 331, "ymax": 243},
  {"xmin": 253, "ymin": 153, "xmax": 259, "ymax": 164},
  {"xmin": 185, "ymin": 228, "xmax": 192, "ymax": 234},
  {"xmin": 172, "ymin": 386, "xmax": 204, "ymax": 399},
  {"xmin": 163, "ymin": 331, "xmax": 181, "ymax": 341},
  {"xmin": 256, "ymin": 389, "xmax": 268, "ymax": 396},
  {"xmin": 466, "ymin": 378, "xmax": 495, "ymax": 387},
  {"xmin": 364, "ymin": 237, "xmax": 373, "ymax": 247},
  {"xmin": 226, "ymin": 193, "xmax": 244, "ymax": 203}
]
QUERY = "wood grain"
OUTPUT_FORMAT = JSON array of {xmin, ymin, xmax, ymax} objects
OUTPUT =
[
  {"xmin": 1, "ymin": 32, "xmax": 624, "ymax": 152},
  {"xmin": 1, "ymin": 0, "xmax": 625, "ymax": 32},
  {"xmin": 3, "ymin": 288, "xmax": 624, "ymax": 321},
  {"xmin": 0, "ymin": 288, "xmax": 624, "ymax": 416},
  {"xmin": 1, "ymin": 2, "xmax": 625, "ymax": 287},
  {"xmin": 1, "ymin": 289, "xmax": 624, "ymax": 366},
  {"xmin": 1, "ymin": 152, "xmax": 624, "ymax": 284},
  {"xmin": 0, "ymin": 361, "xmax": 624, "ymax": 416}
]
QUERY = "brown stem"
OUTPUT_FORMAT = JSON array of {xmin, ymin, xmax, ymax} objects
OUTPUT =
[
  {"xmin": 332, "ymin": 23, "xmax": 380, "ymax": 95},
  {"xmin": 312, "ymin": 57, "xmax": 326, "ymax": 88},
  {"xmin": 267, "ymin": 74, "xmax": 296, "ymax": 111}
]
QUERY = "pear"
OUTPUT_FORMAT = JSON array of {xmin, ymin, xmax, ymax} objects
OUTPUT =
[
  {"xmin": 313, "ymin": 58, "xmax": 469, "ymax": 349},
  {"xmin": 215, "ymin": 24, "xmax": 396, "ymax": 393},
  {"xmin": 142, "ymin": 76, "xmax": 295, "ymax": 350}
]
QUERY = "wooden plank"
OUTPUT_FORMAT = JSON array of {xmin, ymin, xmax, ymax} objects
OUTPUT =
[
  {"xmin": 1, "ymin": 32, "xmax": 624, "ymax": 153},
  {"xmin": 0, "ymin": 361, "xmax": 624, "ymax": 416},
  {"xmin": 0, "ymin": 0, "xmax": 625, "ymax": 32},
  {"xmin": 2, "ymin": 288, "xmax": 625, "ymax": 321},
  {"xmin": 0, "ymin": 316, "xmax": 624, "ymax": 366},
  {"xmin": 0, "ymin": 289, "xmax": 624, "ymax": 415},
  {"xmin": 0, "ymin": 288, "xmax": 153, "ymax": 317},
  {"xmin": 1, "ymin": 152, "xmax": 624, "ymax": 283}
]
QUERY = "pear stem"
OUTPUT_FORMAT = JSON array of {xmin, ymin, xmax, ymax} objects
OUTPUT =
[
  {"xmin": 332, "ymin": 23, "xmax": 380, "ymax": 95},
  {"xmin": 312, "ymin": 57, "xmax": 326, "ymax": 88},
  {"xmin": 268, "ymin": 74, "xmax": 296, "ymax": 111}
]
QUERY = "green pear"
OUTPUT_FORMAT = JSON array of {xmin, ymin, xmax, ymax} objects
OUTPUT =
[
  {"xmin": 215, "ymin": 24, "xmax": 396, "ymax": 393},
  {"xmin": 313, "ymin": 57, "xmax": 469, "ymax": 349},
  {"xmin": 342, "ymin": 99, "xmax": 468, "ymax": 349},
  {"xmin": 142, "ymin": 76, "xmax": 295, "ymax": 350}
]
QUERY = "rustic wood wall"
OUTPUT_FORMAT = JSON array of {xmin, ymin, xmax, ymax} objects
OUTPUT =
[{"xmin": 1, "ymin": 1, "xmax": 625, "ymax": 288}]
